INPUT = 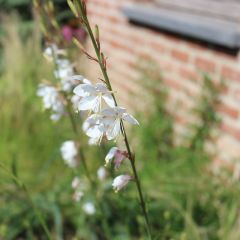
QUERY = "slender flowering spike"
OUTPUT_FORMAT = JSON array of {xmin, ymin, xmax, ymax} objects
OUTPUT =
[
  {"xmin": 101, "ymin": 107, "xmax": 139, "ymax": 140},
  {"xmin": 69, "ymin": 3, "xmax": 153, "ymax": 237},
  {"xmin": 97, "ymin": 166, "xmax": 107, "ymax": 181},
  {"xmin": 73, "ymin": 82, "xmax": 115, "ymax": 112},
  {"xmin": 82, "ymin": 202, "xmax": 96, "ymax": 215},
  {"xmin": 37, "ymin": 84, "xmax": 65, "ymax": 121},
  {"xmin": 60, "ymin": 141, "xmax": 79, "ymax": 168},
  {"xmin": 112, "ymin": 175, "xmax": 132, "ymax": 192}
]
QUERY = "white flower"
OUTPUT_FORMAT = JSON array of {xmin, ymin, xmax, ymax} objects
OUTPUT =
[
  {"xmin": 43, "ymin": 44, "xmax": 65, "ymax": 62},
  {"xmin": 54, "ymin": 59, "xmax": 74, "ymax": 82},
  {"xmin": 60, "ymin": 141, "xmax": 79, "ymax": 168},
  {"xmin": 82, "ymin": 114, "xmax": 106, "ymax": 144},
  {"xmin": 73, "ymin": 83, "xmax": 115, "ymax": 112},
  {"xmin": 43, "ymin": 44, "xmax": 58, "ymax": 61},
  {"xmin": 105, "ymin": 147, "xmax": 128, "ymax": 169},
  {"xmin": 112, "ymin": 175, "xmax": 132, "ymax": 192},
  {"xmin": 37, "ymin": 84, "xmax": 65, "ymax": 121},
  {"xmin": 63, "ymin": 75, "xmax": 91, "ymax": 92},
  {"xmin": 73, "ymin": 190, "xmax": 84, "ymax": 202},
  {"xmin": 97, "ymin": 167, "xmax": 107, "ymax": 180},
  {"xmin": 37, "ymin": 84, "xmax": 58, "ymax": 109},
  {"xmin": 82, "ymin": 202, "xmax": 96, "ymax": 215},
  {"xmin": 71, "ymin": 77, "xmax": 92, "ymax": 109},
  {"xmin": 101, "ymin": 107, "xmax": 139, "ymax": 140},
  {"xmin": 72, "ymin": 177, "xmax": 81, "ymax": 189}
]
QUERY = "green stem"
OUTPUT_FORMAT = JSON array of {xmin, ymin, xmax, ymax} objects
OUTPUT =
[
  {"xmin": 0, "ymin": 163, "xmax": 52, "ymax": 240},
  {"xmin": 78, "ymin": 2, "xmax": 152, "ymax": 239}
]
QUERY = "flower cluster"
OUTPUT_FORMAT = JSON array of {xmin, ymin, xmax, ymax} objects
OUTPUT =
[
  {"xmin": 38, "ymin": 44, "xmax": 89, "ymax": 122},
  {"xmin": 73, "ymin": 81, "xmax": 139, "ymax": 144},
  {"xmin": 72, "ymin": 78, "xmax": 139, "ymax": 191},
  {"xmin": 37, "ymin": 84, "xmax": 65, "ymax": 121}
]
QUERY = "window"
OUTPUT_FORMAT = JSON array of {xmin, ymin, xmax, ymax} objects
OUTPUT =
[{"xmin": 123, "ymin": 0, "xmax": 240, "ymax": 48}]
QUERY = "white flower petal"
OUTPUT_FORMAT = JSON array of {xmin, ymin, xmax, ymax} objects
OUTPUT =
[
  {"xmin": 78, "ymin": 95, "xmax": 100, "ymax": 112},
  {"xmin": 83, "ymin": 78, "xmax": 91, "ymax": 84},
  {"xmin": 73, "ymin": 83, "xmax": 95, "ymax": 97},
  {"xmin": 66, "ymin": 75, "xmax": 85, "ymax": 82},
  {"xmin": 101, "ymin": 107, "xmax": 116, "ymax": 117},
  {"xmin": 102, "ymin": 94, "xmax": 115, "ymax": 108},
  {"xmin": 106, "ymin": 119, "xmax": 121, "ymax": 140},
  {"xmin": 105, "ymin": 147, "xmax": 118, "ymax": 165},
  {"xmin": 95, "ymin": 83, "xmax": 108, "ymax": 93},
  {"xmin": 122, "ymin": 113, "xmax": 139, "ymax": 125},
  {"xmin": 115, "ymin": 107, "xmax": 127, "ymax": 115},
  {"xmin": 60, "ymin": 141, "xmax": 78, "ymax": 168}
]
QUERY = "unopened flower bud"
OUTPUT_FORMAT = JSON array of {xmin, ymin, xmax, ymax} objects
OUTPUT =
[{"xmin": 112, "ymin": 175, "xmax": 132, "ymax": 192}]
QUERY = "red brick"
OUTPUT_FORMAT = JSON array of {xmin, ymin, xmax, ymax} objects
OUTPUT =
[
  {"xmin": 221, "ymin": 66, "xmax": 240, "ymax": 81},
  {"xmin": 171, "ymin": 49, "xmax": 189, "ymax": 62},
  {"xmin": 179, "ymin": 67, "xmax": 198, "ymax": 81},
  {"xmin": 164, "ymin": 77, "xmax": 182, "ymax": 90},
  {"xmin": 218, "ymin": 104, "xmax": 239, "ymax": 119},
  {"xmin": 195, "ymin": 57, "xmax": 216, "ymax": 72},
  {"xmin": 221, "ymin": 123, "xmax": 240, "ymax": 141},
  {"xmin": 151, "ymin": 41, "xmax": 166, "ymax": 54}
]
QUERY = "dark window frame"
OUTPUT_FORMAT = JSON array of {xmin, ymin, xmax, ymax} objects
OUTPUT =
[{"xmin": 122, "ymin": 4, "xmax": 240, "ymax": 49}]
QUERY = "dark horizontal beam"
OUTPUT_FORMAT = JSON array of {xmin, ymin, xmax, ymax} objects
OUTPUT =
[{"xmin": 122, "ymin": 5, "xmax": 240, "ymax": 49}]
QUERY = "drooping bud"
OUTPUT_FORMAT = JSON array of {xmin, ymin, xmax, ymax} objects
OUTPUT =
[
  {"xmin": 112, "ymin": 175, "xmax": 132, "ymax": 192},
  {"xmin": 105, "ymin": 147, "xmax": 128, "ymax": 169}
]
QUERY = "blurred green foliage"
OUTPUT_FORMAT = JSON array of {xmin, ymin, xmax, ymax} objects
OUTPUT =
[
  {"xmin": 0, "ymin": 0, "xmax": 74, "ymax": 74},
  {"xmin": 1, "ymin": 16, "xmax": 240, "ymax": 240}
]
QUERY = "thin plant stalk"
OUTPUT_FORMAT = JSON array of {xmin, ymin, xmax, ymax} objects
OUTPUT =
[
  {"xmin": 77, "ymin": 1, "xmax": 152, "ymax": 238},
  {"xmin": 0, "ymin": 162, "xmax": 52, "ymax": 240}
]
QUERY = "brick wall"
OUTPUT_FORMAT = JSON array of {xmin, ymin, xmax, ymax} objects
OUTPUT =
[{"xmin": 85, "ymin": 0, "xmax": 240, "ymax": 166}]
